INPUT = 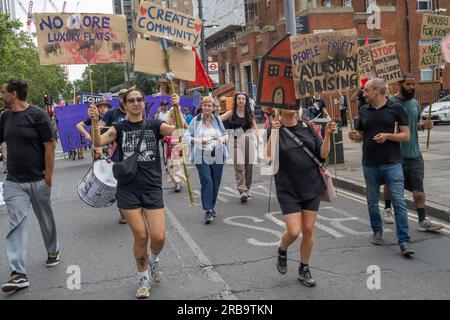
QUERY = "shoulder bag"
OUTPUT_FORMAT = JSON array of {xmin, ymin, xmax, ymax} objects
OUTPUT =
[
  {"xmin": 112, "ymin": 121, "xmax": 146, "ymax": 185},
  {"xmin": 282, "ymin": 126, "xmax": 337, "ymax": 202}
]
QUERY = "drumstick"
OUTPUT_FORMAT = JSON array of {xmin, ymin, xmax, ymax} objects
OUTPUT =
[{"xmin": 88, "ymin": 64, "xmax": 97, "ymax": 162}]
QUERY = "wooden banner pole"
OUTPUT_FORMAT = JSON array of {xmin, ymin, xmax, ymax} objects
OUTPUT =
[
  {"xmin": 268, "ymin": 109, "xmax": 281, "ymax": 212},
  {"xmin": 426, "ymin": 66, "xmax": 436, "ymax": 149},
  {"xmin": 160, "ymin": 39, "xmax": 195, "ymax": 206}
]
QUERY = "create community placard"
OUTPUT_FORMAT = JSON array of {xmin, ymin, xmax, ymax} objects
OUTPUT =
[{"xmin": 135, "ymin": 1, "xmax": 203, "ymax": 47}]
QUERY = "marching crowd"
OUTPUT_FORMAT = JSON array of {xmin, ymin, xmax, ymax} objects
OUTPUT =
[{"xmin": 0, "ymin": 74, "xmax": 444, "ymax": 298}]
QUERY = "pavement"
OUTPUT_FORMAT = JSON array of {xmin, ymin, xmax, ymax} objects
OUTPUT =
[
  {"xmin": 331, "ymin": 125, "xmax": 450, "ymax": 222},
  {"xmin": 0, "ymin": 144, "xmax": 450, "ymax": 301}
]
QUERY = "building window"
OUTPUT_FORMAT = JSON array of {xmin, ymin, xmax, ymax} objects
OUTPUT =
[
  {"xmin": 172, "ymin": 0, "xmax": 177, "ymax": 8},
  {"xmin": 268, "ymin": 65, "xmax": 280, "ymax": 76},
  {"xmin": 266, "ymin": 0, "xmax": 270, "ymax": 8},
  {"xmin": 307, "ymin": 0, "xmax": 316, "ymax": 8},
  {"xmin": 323, "ymin": 0, "xmax": 331, "ymax": 7},
  {"xmin": 367, "ymin": 0, "xmax": 376, "ymax": 11},
  {"xmin": 417, "ymin": 0, "xmax": 433, "ymax": 11},
  {"xmin": 284, "ymin": 66, "xmax": 293, "ymax": 78},
  {"xmin": 343, "ymin": 0, "xmax": 352, "ymax": 7}
]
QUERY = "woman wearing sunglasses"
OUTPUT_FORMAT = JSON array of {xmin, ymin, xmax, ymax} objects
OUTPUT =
[{"xmin": 88, "ymin": 89, "xmax": 182, "ymax": 299}]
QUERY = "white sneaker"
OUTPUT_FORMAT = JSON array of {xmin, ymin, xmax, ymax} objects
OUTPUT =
[
  {"xmin": 383, "ymin": 208, "xmax": 394, "ymax": 224},
  {"xmin": 150, "ymin": 260, "xmax": 163, "ymax": 283},
  {"xmin": 418, "ymin": 218, "xmax": 444, "ymax": 232},
  {"xmin": 135, "ymin": 277, "xmax": 151, "ymax": 299}
]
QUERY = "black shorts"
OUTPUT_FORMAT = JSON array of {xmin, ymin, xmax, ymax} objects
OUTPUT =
[
  {"xmin": 280, "ymin": 195, "xmax": 322, "ymax": 215},
  {"xmin": 403, "ymin": 156, "xmax": 425, "ymax": 192},
  {"xmin": 116, "ymin": 187, "xmax": 164, "ymax": 210}
]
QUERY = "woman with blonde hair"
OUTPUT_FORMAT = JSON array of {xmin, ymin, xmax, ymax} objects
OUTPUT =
[{"xmin": 185, "ymin": 96, "xmax": 229, "ymax": 223}]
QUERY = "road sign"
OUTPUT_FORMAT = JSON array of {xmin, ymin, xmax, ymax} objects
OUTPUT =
[{"xmin": 208, "ymin": 62, "xmax": 219, "ymax": 84}]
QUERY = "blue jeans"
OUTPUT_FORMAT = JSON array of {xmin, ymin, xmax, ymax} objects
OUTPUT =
[
  {"xmin": 363, "ymin": 163, "xmax": 410, "ymax": 245},
  {"xmin": 196, "ymin": 162, "xmax": 224, "ymax": 211}
]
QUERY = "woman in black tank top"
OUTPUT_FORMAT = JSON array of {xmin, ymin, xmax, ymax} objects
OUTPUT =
[{"xmin": 220, "ymin": 93, "xmax": 261, "ymax": 202}]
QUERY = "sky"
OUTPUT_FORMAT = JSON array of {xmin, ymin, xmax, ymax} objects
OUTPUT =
[{"xmin": 15, "ymin": 0, "xmax": 114, "ymax": 81}]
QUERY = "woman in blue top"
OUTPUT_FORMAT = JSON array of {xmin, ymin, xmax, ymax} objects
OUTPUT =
[{"xmin": 184, "ymin": 96, "xmax": 229, "ymax": 224}]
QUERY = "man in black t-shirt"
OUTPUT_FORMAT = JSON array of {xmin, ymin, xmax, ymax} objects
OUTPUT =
[
  {"xmin": 349, "ymin": 78, "xmax": 415, "ymax": 257},
  {"xmin": 0, "ymin": 79, "xmax": 59, "ymax": 293}
]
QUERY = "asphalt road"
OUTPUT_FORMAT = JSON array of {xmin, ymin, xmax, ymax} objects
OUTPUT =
[{"xmin": 0, "ymin": 153, "xmax": 449, "ymax": 300}]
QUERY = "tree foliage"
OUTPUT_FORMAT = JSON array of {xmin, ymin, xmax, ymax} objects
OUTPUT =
[{"xmin": 0, "ymin": 13, "xmax": 67, "ymax": 107}]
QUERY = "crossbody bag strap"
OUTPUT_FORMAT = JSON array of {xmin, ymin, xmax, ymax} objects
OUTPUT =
[{"xmin": 282, "ymin": 126, "xmax": 327, "ymax": 173}]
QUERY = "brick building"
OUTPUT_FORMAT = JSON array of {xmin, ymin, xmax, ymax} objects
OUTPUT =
[{"xmin": 206, "ymin": 0, "xmax": 450, "ymax": 107}]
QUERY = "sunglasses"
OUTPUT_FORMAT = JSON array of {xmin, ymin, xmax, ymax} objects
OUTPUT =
[{"xmin": 127, "ymin": 97, "xmax": 144, "ymax": 104}]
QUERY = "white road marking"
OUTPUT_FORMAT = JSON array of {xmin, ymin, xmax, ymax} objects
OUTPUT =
[
  {"xmin": 165, "ymin": 206, "xmax": 236, "ymax": 300},
  {"xmin": 223, "ymin": 216, "xmax": 283, "ymax": 246}
]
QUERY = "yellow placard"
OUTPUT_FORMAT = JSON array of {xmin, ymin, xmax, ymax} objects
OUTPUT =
[{"xmin": 134, "ymin": 39, "xmax": 195, "ymax": 82}]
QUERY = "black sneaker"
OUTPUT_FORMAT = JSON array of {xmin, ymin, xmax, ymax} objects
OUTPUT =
[
  {"xmin": 371, "ymin": 231, "xmax": 384, "ymax": 246},
  {"xmin": 174, "ymin": 183, "xmax": 182, "ymax": 193},
  {"xmin": 204, "ymin": 210, "xmax": 213, "ymax": 224},
  {"xmin": 211, "ymin": 209, "xmax": 218, "ymax": 218},
  {"xmin": 297, "ymin": 266, "xmax": 316, "ymax": 287},
  {"xmin": 276, "ymin": 248, "xmax": 287, "ymax": 274},
  {"xmin": 1, "ymin": 272, "xmax": 29, "ymax": 292},
  {"xmin": 46, "ymin": 251, "xmax": 60, "ymax": 267},
  {"xmin": 400, "ymin": 243, "xmax": 415, "ymax": 257},
  {"xmin": 240, "ymin": 193, "xmax": 248, "ymax": 203}
]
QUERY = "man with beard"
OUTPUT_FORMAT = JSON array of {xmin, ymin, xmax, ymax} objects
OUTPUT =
[{"xmin": 383, "ymin": 73, "xmax": 443, "ymax": 231}]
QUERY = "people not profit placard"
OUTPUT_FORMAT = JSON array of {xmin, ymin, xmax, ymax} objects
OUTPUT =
[
  {"xmin": 290, "ymin": 29, "xmax": 358, "ymax": 98},
  {"xmin": 135, "ymin": 2, "xmax": 202, "ymax": 47}
]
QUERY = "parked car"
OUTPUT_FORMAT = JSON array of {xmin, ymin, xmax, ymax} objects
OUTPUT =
[{"xmin": 421, "ymin": 94, "xmax": 450, "ymax": 124}]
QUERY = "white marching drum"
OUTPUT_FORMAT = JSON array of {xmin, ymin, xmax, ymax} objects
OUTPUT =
[{"xmin": 78, "ymin": 159, "xmax": 117, "ymax": 208}]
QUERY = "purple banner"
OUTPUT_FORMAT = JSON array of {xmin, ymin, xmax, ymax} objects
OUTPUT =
[
  {"xmin": 143, "ymin": 96, "xmax": 194, "ymax": 120},
  {"xmin": 54, "ymin": 104, "xmax": 91, "ymax": 153},
  {"xmin": 55, "ymin": 96, "xmax": 195, "ymax": 153}
]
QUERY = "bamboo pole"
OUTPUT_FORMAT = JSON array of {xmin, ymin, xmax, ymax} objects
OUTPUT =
[
  {"xmin": 268, "ymin": 109, "xmax": 280, "ymax": 212},
  {"xmin": 160, "ymin": 39, "xmax": 194, "ymax": 206},
  {"xmin": 426, "ymin": 66, "xmax": 436, "ymax": 149},
  {"xmin": 329, "ymin": 95, "xmax": 338, "ymax": 191}
]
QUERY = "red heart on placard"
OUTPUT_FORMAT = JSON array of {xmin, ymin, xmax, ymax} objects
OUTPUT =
[
  {"xmin": 139, "ymin": 6, "xmax": 147, "ymax": 16},
  {"xmin": 194, "ymin": 22, "xmax": 202, "ymax": 32}
]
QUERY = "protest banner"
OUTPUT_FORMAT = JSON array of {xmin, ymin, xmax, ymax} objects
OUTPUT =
[
  {"xmin": 441, "ymin": 33, "xmax": 450, "ymax": 63},
  {"xmin": 79, "ymin": 92, "xmax": 120, "ymax": 107},
  {"xmin": 370, "ymin": 42, "xmax": 403, "ymax": 84},
  {"xmin": 143, "ymin": 96, "xmax": 194, "ymax": 120},
  {"xmin": 421, "ymin": 13, "xmax": 450, "ymax": 40},
  {"xmin": 257, "ymin": 34, "xmax": 297, "ymax": 110},
  {"xmin": 135, "ymin": 2, "xmax": 202, "ymax": 47},
  {"xmin": 134, "ymin": 39, "xmax": 195, "ymax": 81},
  {"xmin": 357, "ymin": 40, "xmax": 386, "ymax": 80},
  {"xmin": 54, "ymin": 104, "xmax": 91, "ymax": 152},
  {"xmin": 34, "ymin": 13, "xmax": 130, "ymax": 65},
  {"xmin": 419, "ymin": 44, "xmax": 446, "ymax": 68},
  {"xmin": 290, "ymin": 29, "xmax": 358, "ymax": 98}
]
